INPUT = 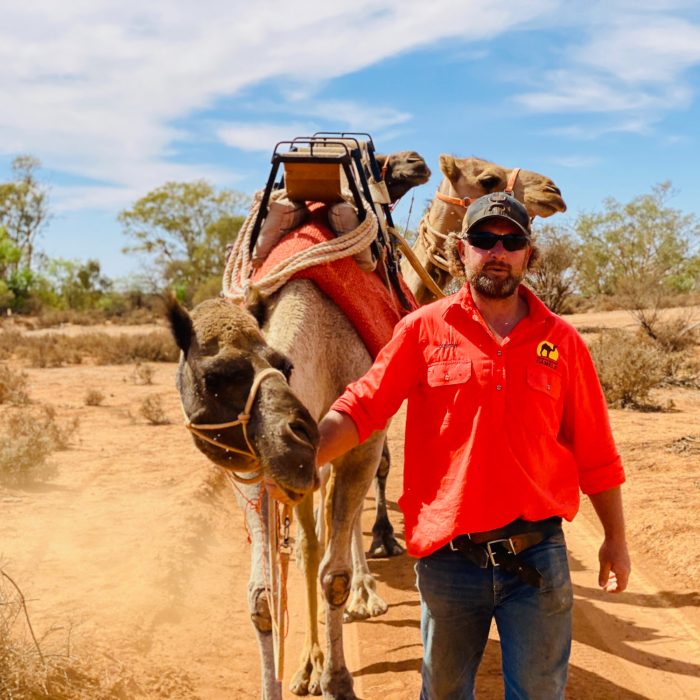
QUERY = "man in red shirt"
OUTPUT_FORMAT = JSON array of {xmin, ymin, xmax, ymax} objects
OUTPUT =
[{"xmin": 317, "ymin": 191, "xmax": 631, "ymax": 699}]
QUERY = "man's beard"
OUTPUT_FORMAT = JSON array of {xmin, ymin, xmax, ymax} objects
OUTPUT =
[{"xmin": 466, "ymin": 264, "xmax": 523, "ymax": 299}]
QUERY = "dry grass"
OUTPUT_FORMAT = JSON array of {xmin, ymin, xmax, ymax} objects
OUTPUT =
[
  {"xmin": 589, "ymin": 329, "xmax": 666, "ymax": 408},
  {"xmin": 140, "ymin": 395, "xmax": 170, "ymax": 425},
  {"xmin": 0, "ymin": 569, "xmax": 196, "ymax": 699},
  {"xmin": 0, "ymin": 406, "xmax": 79, "ymax": 486},
  {"xmin": 84, "ymin": 389, "xmax": 105, "ymax": 407},
  {"xmin": 131, "ymin": 362, "xmax": 155, "ymax": 385},
  {"xmin": 2, "ymin": 331, "xmax": 178, "ymax": 367},
  {"xmin": 0, "ymin": 364, "xmax": 30, "ymax": 405}
]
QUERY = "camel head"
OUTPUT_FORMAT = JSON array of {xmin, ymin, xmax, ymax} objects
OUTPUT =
[
  {"xmin": 166, "ymin": 296, "xmax": 319, "ymax": 504},
  {"xmin": 438, "ymin": 155, "xmax": 567, "ymax": 218},
  {"xmin": 375, "ymin": 150, "xmax": 432, "ymax": 202}
]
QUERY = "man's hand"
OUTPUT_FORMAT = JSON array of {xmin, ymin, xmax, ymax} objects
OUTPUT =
[
  {"xmin": 598, "ymin": 537, "xmax": 631, "ymax": 593},
  {"xmin": 589, "ymin": 485, "xmax": 631, "ymax": 593}
]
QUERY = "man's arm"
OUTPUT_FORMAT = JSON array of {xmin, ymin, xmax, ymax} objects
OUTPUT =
[
  {"xmin": 316, "ymin": 410, "xmax": 360, "ymax": 467},
  {"xmin": 588, "ymin": 485, "xmax": 631, "ymax": 593}
]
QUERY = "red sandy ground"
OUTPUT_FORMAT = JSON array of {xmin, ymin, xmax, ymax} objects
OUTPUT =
[{"xmin": 1, "ymin": 308, "xmax": 699, "ymax": 698}]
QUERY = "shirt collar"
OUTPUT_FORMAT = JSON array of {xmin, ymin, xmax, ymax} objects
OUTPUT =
[{"xmin": 442, "ymin": 283, "xmax": 555, "ymax": 327}]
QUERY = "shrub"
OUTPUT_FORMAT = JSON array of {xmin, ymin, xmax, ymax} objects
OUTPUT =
[
  {"xmin": 588, "ymin": 329, "xmax": 666, "ymax": 408},
  {"xmin": 131, "ymin": 362, "xmax": 155, "ymax": 385},
  {"xmin": 140, "ymin": 395, "xmax": 169, "ymax": 425},
  {"xmin": 84, "ymin": 389, "xmax": 105, "ymax": 406},
  {"xmin": 0, "ymin": 568, "xmax": 196, "ymax": 698},
  {"xmin": 0, "ymin": 364, "xmax": 30, "ymax": 404},
  {"xmin": 11, "ymin": 331, "xmax": 178, "ymax": 367},
  {"xmin": 0, "ymin": 406, "xmax": 79, "ymax": 486},
  {"xmin": 0, "ymin": 329, "xmax": 22, "ymax": 360}
]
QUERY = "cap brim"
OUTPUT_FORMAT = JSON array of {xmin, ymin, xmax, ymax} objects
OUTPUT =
[{"xmin": 465, "ymin": 213, "xmax": 530, "ymax": 238}]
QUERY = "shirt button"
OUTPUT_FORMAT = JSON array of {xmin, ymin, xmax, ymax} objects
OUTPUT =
[
  {"xmin": 546, "ymin": 384, "xmax": 551, "ymax": 391},
  {"xmin": 497, "ymin": 350, "xmax": 502, "ymax": 356},
  {"xmin": 496, "ymin": 384, "xmax": 502, "ymax": 391},
  {"xmin": 444, "ymin": 374, "xmax": 450, "ymax": 381}
]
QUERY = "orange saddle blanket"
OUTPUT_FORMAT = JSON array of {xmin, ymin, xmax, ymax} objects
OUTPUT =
[{"xmin": 253, "ymin": 204, "xmax": 418, "ymax": 358}]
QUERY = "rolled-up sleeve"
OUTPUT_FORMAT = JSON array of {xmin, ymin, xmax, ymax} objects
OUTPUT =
[
  {"xmin": 330, "ymin": 316, "xmax": 421, "ymax": 442},
  {"xmin": 562, "ymin": 334, "xmax": 625, "ymax": 495}
]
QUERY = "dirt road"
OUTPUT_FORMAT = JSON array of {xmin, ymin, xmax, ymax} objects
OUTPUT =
[{"xmin": 1, "ymin": 333, "xmax": 699, "ymax": 698}]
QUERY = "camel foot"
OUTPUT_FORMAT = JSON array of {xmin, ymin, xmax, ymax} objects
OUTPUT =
[
  {"xmin": 343, "ymin": 573, "xmax": 388, "ymax": 623},
  {"xmin": 321, "ymin": 665, "xmax": 355, "ymax": 700},
  {"xmin": 289, "ymin": 642, "xmax": 324, "ymax": 696},
  {"xmin": 368, "ymin": 517, "xmax": 404, "ymax": 558},
  {"xmin": 367, "ymin": 531, "xmax": 405, "ymax": 558}
]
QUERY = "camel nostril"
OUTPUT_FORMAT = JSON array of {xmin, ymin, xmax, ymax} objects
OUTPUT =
[{"xmin": 286, "ymin": 420, "xmax": 316, "ymax": 447}]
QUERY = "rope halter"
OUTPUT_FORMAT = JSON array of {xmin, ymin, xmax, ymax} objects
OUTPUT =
[{"xmin": 181, "ymin": 366, "xmax": 286, "ymax": 484}]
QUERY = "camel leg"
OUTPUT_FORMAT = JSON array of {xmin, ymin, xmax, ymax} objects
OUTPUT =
[
  {"xmin": 319, "ymin": 432, "xmax": 385, "ymax": 700},
  {"xmin": 232, "ymin": 482, "xmax": 282, "ymax": 700},
  {"xmin": 289, "ymin": 492, "xmax": 324, "ymax": 696},
  {"xmin": 344, "ymin": 515, "xmax": 389, "ymax": 622},
  {"xmin": 367, "ymin": 440, "xmax": 405, "ymax": 559}
]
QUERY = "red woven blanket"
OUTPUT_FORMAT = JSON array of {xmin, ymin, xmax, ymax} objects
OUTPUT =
[{"xmin": 253, "ymin": 204, "xmax": 418, "ymax": 358}]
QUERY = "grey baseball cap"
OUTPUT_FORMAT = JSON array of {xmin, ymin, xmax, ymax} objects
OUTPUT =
[{"xmin": 463, "ymin": 192, "xmax": 531, "ymax": 237}]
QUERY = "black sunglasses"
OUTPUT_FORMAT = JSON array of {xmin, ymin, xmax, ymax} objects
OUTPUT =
[{"xmin": 465, "ymin": 231, "xmax": 530, "ymax": 252}]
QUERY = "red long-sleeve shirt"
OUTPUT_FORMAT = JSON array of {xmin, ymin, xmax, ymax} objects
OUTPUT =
[{"xmin": 331, "ymin": 284, "xmax": 624, "ymax": 557}]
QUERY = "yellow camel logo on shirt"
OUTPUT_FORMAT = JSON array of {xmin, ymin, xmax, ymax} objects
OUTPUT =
[{"xmin": 537, "ymin": 341, "xmax": 559, "ymax": 361}]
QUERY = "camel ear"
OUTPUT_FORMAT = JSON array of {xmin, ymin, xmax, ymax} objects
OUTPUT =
[
  {"xmin": 439, "ymin": 154, "xmax": 459, "ymax": 183},
  {"xmin": 245, "ymin": 287, "xmax": 267, "ymax": 327},
  {"xmin": 375, "ymin": 153, "xmax": 388, "ymax": 173},
  {"xmin": 164, "ymin": 293, "xmax": 193, "ymax": 354}
]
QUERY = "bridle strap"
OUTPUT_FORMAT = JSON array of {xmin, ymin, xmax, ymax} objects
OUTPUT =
[
  {"xmin": 504, "ymin": 167, "xmax": 521, "ymax": 195},
  {"xmin": 434, "ymin": 167, "xmax": 522, "ymax": 209},
  {"xmin": 435, "ymin": 191, "xmax": 473, "ymax": 208},
  {"xmin": 181, "ymin": 366, "xmax": 286, "ymax": 483}
]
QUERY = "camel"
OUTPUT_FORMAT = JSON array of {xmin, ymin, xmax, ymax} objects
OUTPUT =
[
  {"xmin": 168, "ymin": 282, "xmax": 389, "ymax": 699},
  {"xmin": 400, "ymin": 155, "xmax": 567, "ymax": 304},
  {"xmin": 168, "ymin": 149, "xmax": 430, "ymax": 700}
]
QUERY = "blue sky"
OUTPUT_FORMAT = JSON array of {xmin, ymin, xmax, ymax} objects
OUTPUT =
[{"xmin": 2, "ymin": 1, "xmax": 700, "ymax": 281}]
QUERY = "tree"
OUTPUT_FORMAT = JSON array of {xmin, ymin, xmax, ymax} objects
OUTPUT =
[
  {"xmin": 527, "ymin": 223, "xmax": 579, "ymax": 314},
  {"xmin": 119, "ymin": 181, "xmax": 248, "ymax": 298},
  {"xmin": 575, "ymin": 182, "xmax": 699, "ymax": 305},
  {"xmin": 43, "ymin": 258, "xmax": 112, "ymax": 310},
  {"xmin": 0, "ymin": 155, "xmax": 50, "ymax": 274}
]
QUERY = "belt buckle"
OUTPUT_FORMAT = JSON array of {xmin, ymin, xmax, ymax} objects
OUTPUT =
[{"xmin": 486, "ymin": 538, "xmax": 515, "ymax": 566}]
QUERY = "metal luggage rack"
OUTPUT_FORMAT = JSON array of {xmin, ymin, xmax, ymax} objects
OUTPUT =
[{"xmin": 249, "ymin": 132, "xmax": 410, "ymax": 310}]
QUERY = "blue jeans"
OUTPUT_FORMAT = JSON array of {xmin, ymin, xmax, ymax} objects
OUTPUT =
[{"xmin": 416, "ymin": 530, "xmax": 572, "ymax": 700}]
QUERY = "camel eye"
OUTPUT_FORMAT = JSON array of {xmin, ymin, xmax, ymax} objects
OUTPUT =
[
  {"xmin": 261, "ymin": 348, "xmax": 293, "ymax": 380},
  {"xmin": 478, "ymin": 174, "xmax": 501, "ymax": 190},
  {"xmin": 203, "ymin": 360, "xmax": 252, "ymax": 391}
]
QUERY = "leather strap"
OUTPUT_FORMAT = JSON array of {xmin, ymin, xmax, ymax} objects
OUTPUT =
[
  {"xmin": 441, "ymin": 518, "xmax": 562, "ymax": 588},
  {"xmin": 434, "ymin": 167, "xmax": 522, "ymax": 208},
  {"xmin": 435, "ymin": 190, "xmax": 472, "ymax": 208}
]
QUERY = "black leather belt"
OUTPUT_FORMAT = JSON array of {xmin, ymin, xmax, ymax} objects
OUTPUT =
[{"xmin": 437, "ymin": 517, "xmax": 562, "ymax": 588}]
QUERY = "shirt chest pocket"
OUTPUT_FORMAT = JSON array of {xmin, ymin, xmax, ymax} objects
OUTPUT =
[
  {"xmin": 526, "ymin": 367, "xmax": 562, "ymax": 399},
  {"xmin": 426, "ymin": 360, "xmax": 472, "ymax": 387}
]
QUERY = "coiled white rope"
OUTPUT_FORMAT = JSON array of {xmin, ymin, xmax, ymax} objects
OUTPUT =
[{"xmin": 222, "ymin": 190, "xmax": 379, "ymax": 302}]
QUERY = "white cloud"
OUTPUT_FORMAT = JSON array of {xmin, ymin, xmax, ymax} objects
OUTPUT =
[
  {"xmin": 218, "ymin": 122, "xmax": 314, "ymax": 152},
  {"xmin": 0, "ymin": 0, "xmax": 556, "ymax": 213},
  {"xmin": 576, "ymin": 16, "xmax": 700, "ymax": 83},
  {"xmin": 549, "ymin": 155, "xmax": 601, "ymax": 168}
]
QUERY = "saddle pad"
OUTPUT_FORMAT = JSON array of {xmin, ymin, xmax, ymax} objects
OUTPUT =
[{"xmin": 252, "ymin": 203, "xmax": 418, "ymax": 358}]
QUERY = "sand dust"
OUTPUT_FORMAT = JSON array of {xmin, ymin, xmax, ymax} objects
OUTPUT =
[{"xmin": 1, "ymin": 308, "xmax": 699, "ymax": 698}]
